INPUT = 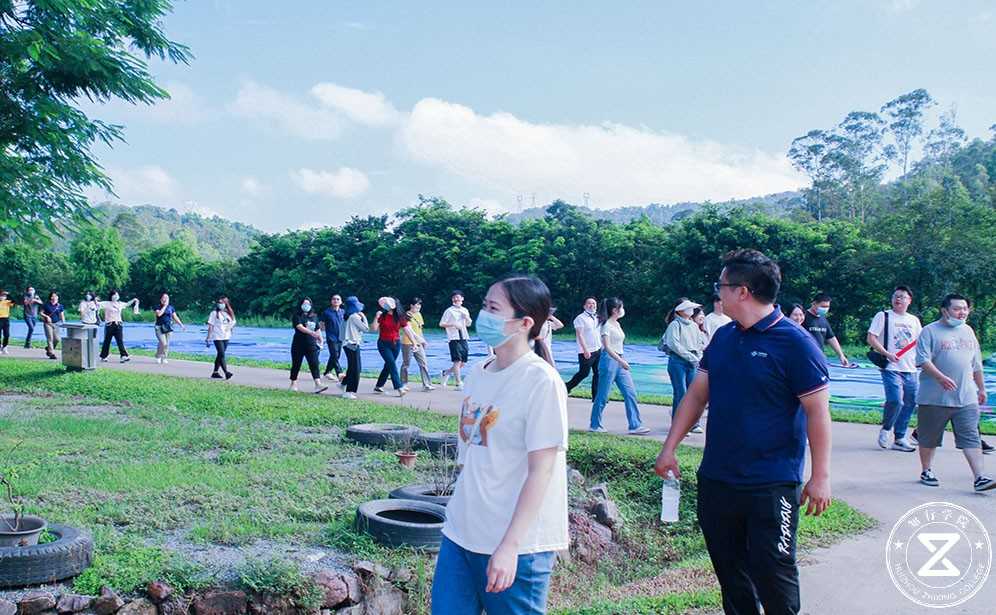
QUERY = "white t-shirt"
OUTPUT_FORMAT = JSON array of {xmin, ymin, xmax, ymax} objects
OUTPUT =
[
  {"xmin": 703, "ymin": 312, "xmax": 732, "ymax": 342},
  {"xmin": 868, "ymin": 310, "xmax": 922, "ymax": 373},
  {"xmin": 444, "ymin": 351, "xmax": 569, "ymax": 555},
  {"xmin": 572, "ymin": 311, "xmax": 602, "ymax": 353},
  {"xmin": 79, "ymin": 301, "xmax": 100, "ymax": 325},
  {"xmin": 207, "ymin": 310, "xmax": 236, "ymax": 341},
  {"xmin": 600, "ymin": 320, "xmax": 625, "ymax": 356},
  {"xmin": 98, "ymin": 300, "xmax": 130, "ymax": 323},
  {"xmin": 440, "ymin": 305, "xmax": 472, "ymax": 341}
]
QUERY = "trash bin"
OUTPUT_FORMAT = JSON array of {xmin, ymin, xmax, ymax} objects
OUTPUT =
[{"xmin": 60, "ymin": 323, "xmax": 99, "ymax": 370}]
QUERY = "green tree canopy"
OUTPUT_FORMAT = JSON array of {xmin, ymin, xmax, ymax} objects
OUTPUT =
[{"xmin": 69, "ymin": 226, "xmax": 128, "ymax": 294}]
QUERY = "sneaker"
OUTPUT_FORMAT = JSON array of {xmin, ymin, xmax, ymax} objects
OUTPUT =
[
  {"xmin": 163, "ymin": 359, "xmax": 169, "ymax": 365},
  {"xmin": 892, "ymin": 438, "xmax": 916, "ymax": 452},
  {"xmin": 100, "ymin": 357, "xmax": 109, "ymax": 363},
  {"xmin": 396, "ymin": 388, "xmax": 407, "ymax": 398},
  {"xmin": 120, "ymin": 356, "xmax": 130, "ymax": 363},
  {"xmin": 1, "ymin": 347, "xmax": 8, "ymax": 354},
  {"xmin": 46, "ymin": 353, "xmax": 57, "ymax": 360},
  {"xmin": 454, "ymin": 383, "xmax": 464, "ymax": 391},
  {"xmin": 878, "ymin": 429, "xmax": 890, "ymax": 449},
  {"xmin": 589, "ymin": 426, "xmax": 607, "ymax": 433},
  {"xmin": 156, "ymin": 357, "xmax": 162, "ymax": 364},
  {"xmin": 211, "ymin": 372, "xmax": 223, "ymax": 379},
  {"xmin": 982, "ymin": 440, "xmax": 994, "ymax": 455},
  {"xmin": 440, "ymin": 371, "xmax": 451, "ymax": 388},
  {"xmin": 422, "ymin": 385, "xmax": 436, "ymax": 392},
  {"xmin": 974, "ymin": 476, "xmax": 996, "ymax": 492},
  {"xmin": 920, "ymin": 469, "xmax": 939, "ymax": 487},
  {"xmin": 341, "ymin": 392, "xmax": 357, "ymax": 400},
  {"xmin": 373, "ymin": 387, "xmax": 384, "ymax": 394},
  {"xmin": 689, "ymin": 424, "xmax": 704, "ymax": 434},
  {"xmin": 909, "ymin": 430, "xmax": 919, "ymax": 446},
  {"xmin": 225, "ymin": 371, "xmax": 234, "ymax": 380},
  {"xmin": 314, "ymin": 386, "xmax": 329, "ymax": 394},
  {"xmin": 629, "ymin": 426, "xmax": 651, "ymax": 435}
]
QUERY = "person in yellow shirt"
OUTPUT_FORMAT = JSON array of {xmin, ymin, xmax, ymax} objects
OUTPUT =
[
  {"xmin": 401, "ymin": 297, "xmax": 434, "ymax": 391},
  {"xmin": 0, "ymin": 289, "xmax": 14, "ymax": 353}
]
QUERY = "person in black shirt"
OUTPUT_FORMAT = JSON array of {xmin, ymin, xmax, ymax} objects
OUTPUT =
[
  {"xmin": 802, "ymin": 292, "xmax": 850, "ymax": 366},
  {"xmin": 290, "ymin": 298, "xmax": 328, "ymax": 394}
]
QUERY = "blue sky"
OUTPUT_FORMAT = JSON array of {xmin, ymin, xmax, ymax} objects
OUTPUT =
[{"xmin": 82, "ymin": 0, "xmax": 996, "ymax": 232}]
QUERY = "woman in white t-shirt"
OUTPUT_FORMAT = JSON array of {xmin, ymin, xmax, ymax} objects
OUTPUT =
[
  {"xmin": 98, "ymin": 289, "xmax": 139, "ymax": 363},
  {"xmin": 432, "ymin": 275, "xmax": 569, "ymax": 615},
  {"xmin": 206, "ymin": 296, "xmax": 236, "ymax": 380},
  {"xmin": 589, "ymin": 297, "xmax": 648, "ymax": 435},
  {"xmin": 78, "ymin": 291, "xmax": 100, "ymax": 325}
]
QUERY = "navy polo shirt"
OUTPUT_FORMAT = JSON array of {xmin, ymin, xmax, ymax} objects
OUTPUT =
[
  {"xmin": 698, "ymin": 306, "xmax": 829, "ymax": 486},
  {"xmin": 321, "ymin": 307, "xmax": 344, "ymax": 342}
]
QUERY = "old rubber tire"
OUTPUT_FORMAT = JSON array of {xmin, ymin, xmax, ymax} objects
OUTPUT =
[
  {"xmin": 0, "ymin": 524, "xmax": 93, "ymax": 588},
  {"xmin": 345, "ymin": 424, "xmax": 421, "ymax": 448},
  {"xmin": 355, "ymin": 499, "xmax": 445, "ymax": 551},
  {"xmin": 389, "ymin": 484, "xmax": 453, "ymax": 507},
  {"xmin": 416, "ymin": 432, "xmax": 458, "ymax": 459}
]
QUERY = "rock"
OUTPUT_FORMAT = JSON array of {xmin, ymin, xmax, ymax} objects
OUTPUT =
[
  {"xmin": 157, "ymin": 596, "xmax": 192, "ymax": 615},
  {"xmin": 587, "ymin": 483, "xmax": 609, "ymax": 501},
  {"xmin": 312, "ymin": 570, "xmax": 349, "ymax": 608},
  {"xmin": 335, "ymin": 606, "xmax": 364, "ymax": 615},
  {"xmin": 353, "ymin": 560, "xmax": 389, "ymax": 580},
  {"xmin": 146, "ymin": 580, "xmax": 173, "ymax": 603},
  {"xmin": 567, "ymin": 468, "xmax": 585, "ymax": 486},
  {"xmin": 360, "ymin": 585, "xmax": 405, "ymax": 615},
  {"xmin": 590, "ymin": 498, "xmax": 623, "ymax": 530},
  {"xmin": 0, "ymin": 598, "xmax": 16, "ymax": 615},
  {"xmin": 247, "ymin": 594, "xmax": 295, "ymax": 615},
  {"xmin": 92, "ymin": 586, "xmax": 125, "ymax": 615},
  {"xmin": 118, "ymin": 598, "xmax": 157, "ymax": 615},
  {"xmin": 342, "ymin": 571, "xmax": 363, "ymax": 605},
  {"xmin": 568, "ymin": 510, "xmax": 614, "ymax": 564},
  {"xmin": 18, "ymin": 591, "xmax": 56, "ymax": 614},
  {"xmin": 56, "ymin": 594, "xmax": 94, "ymax": 613},
  {"xmin": 388, "ymin": 566, "xmax": 412, "ymax": 584},
  {"xmin": 191, "ymin": 590, "xmax": 247, "ymax": 615}
]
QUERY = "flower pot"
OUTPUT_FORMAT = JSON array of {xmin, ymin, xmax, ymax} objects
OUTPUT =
[
  {"xmin": 0, "ymin": 515, "xmax": 47, "ymax": 547},
  {"xmin": 395, "ymin": 451, "xmax": 417, "ymax": 469}
]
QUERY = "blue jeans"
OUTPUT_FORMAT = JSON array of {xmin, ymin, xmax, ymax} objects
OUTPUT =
[
  {"xmin": 431, "ymin": 536, "xmax": 556, "ymax": 615},
  {"xmin": 23, "ymin": 316, "xmax": 36, "ymax": 347},
  {"xmin": 375, "ymin": 339, "xmax": 403, "ymax": 390},
  {"xmin": 667, "ymin": 356, "xmax": 697, "ymax": 419},
  {"xmin": 590, "ymin": 352, "xmax": 642, "ymax": 430},
  {"xmin": 881, "ymin": 370, "xmax": 918, "ymax": 439}
]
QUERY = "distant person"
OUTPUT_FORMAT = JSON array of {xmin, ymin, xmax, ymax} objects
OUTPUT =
[
  {"xmin": 664, "ymin": 298, "xmax": 705, "ymax": 434},
  {"xmin": 207, "ymin": 296, "xmax": 236, "ymax": 380},
  {"xmin": 79, "ymin": 291, "xmax": 100, "ymax": 326},
  {"xmin": 914, "ymin": 294, "xmax": 994, "ymax": 492},
  {"xmin": 289, "ymin": 297, "xmax": 328, "ymax": 393},
  {"xmin": 401, "ymin": 297, "xmax": 434, "ymax": 391},
  {"xmin": 320, "ymin": 294, "xmax": 345, "ymax": 383},
  {"xmin": 589, "ymin": 297, "xmax": 649, "ymax": 435},
  {"xmin": 22, "ymin": 286, "xmax": 42, "ymax": 348},
  {"xmin": 40, "ymin": 291, "xmax": 65, "ymax": 360},
  {"xmin": 564, "ymin": 297, "xmax": 601, "ymax": 396},
  {"xmin": 693, "ymin": 307, "xmax": 708, "ymax": 336},
  {"xmin": 371, "ymin": 297, "xmax": 410, "ymax": 397},
  {"xmin": 341, "ymin": 296, "xmax": 369, "ymax": 399},
  {"xmin": 867, "ymin": 286, "xmax": 922, "ymax": 452},
  {"xmin": 0, "ymin": 289, "xmax": 13, "ymax": 354},
  {"xmin": 431, "ymin": 275, "xmax": 568, "ymax": 615},
  {"xmin": 154, "ymin": 293, "xmax": 185, "ymax": 365},
  {"xmin": 655, "ymin": 249, "xmax": 832, "ymax": 615},
  {"xmin": 538, "ymin": 307, "xmax": 564, "ymax": 367},
  {"xmin": 703, "ymin": 294, "xmax": 732, "ymax": 342},
  {"xmin": 788, "ymin": 303, "xmax": 806, "ymax": 326},
  {"xmin": 440, "ymin": 290, "xmax": 473, "ymax": 390},
  {"xmin": 98, "ymin": 290, "xmax": 139, "ymax": 363},
  {"xmin": 802, "ymin": 293, "xmax": 850, "ymax": 367}
]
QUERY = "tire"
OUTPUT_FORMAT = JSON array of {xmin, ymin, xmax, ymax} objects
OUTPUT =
[
  {"xmin": 416, "ymin": 432, "xmax": 458, "ymax": 459},
  {"xmin": 0, "ymin": 524, "xmax": 93, "ymax": 588},
  {"xmin": 389, "ymin": 484, "xmax": 453, "ymax": 507},
  {"xmin": 345, "ymin": 424, "xmax": 421, "ymax": 448},
  {"xmin": 355, "ymin": 499, "xmax": 446, "ymax": 551}
]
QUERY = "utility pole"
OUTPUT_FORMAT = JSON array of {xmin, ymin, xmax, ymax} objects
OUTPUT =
[{"xmin": 583, "ymin": 192, "xmax": 590, "ymax": 208}]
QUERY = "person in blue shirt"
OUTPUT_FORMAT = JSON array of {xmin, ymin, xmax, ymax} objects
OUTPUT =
[
  {"xmin": 320, "ymin": 293, "xmax": 345, "ymax": 383},
  {"xmin": 40, "ymin": 291, "xmax": 65, "ymax": 360},
  {"xmin": 655, "ymin": 248, "xmax": 832, "ymax": 615}
]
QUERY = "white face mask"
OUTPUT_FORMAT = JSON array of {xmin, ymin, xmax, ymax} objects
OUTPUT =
[
  {"xmin": 617, "ymin": 307, "xmax": 626, "ymax": 318},
  {"xmin": 111, "ymin": 294, "xmax": 120, "ymax": 301}
]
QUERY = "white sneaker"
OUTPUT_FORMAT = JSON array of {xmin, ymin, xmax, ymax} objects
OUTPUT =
[
  {"xmin": 341, "ymin": 392, "xmax": 357, "ymax": 400},
  {"xmin": 629, "ymin": 426, "xmax": 651, "ymax": 435},
  {"xmin": 120, "ymin": 356, "xmax": 130, "ymax": 363},
  {"xmin": 878, "ymin": 429, "xmax": 890, "ymax": 449},
  {"xmin": 162, "ymin": 359, "xmax": 169, "ymax": 365},
  {"xmin": 396, "ymin": 388, "xmax": 407, "ymax": 398},
  {"xmin": 1, "ymin": 347, "xmax": 8, "ymax": 354},
  {"xmin": 440, "ymin": 371, "xmax": 451, "ymax": 388},
  {"xmin": 892, "ymin": 438, "xmax": 916, "ymax": 452},
  {"xmin": 422, "ymin": 385, "xmax": 436, "ymax": 392},
  {"xmin": 100, "ymin": 357, "xmax": 109, "ymax": 363},
  {"xmin": 156, "ymin": 357, "xmax": 162, "ymax": 364},
  {"xmin": 454, "ymin": 382, "xmax": 463, "ymax": 391},
  {"xmin": 589, "ymin": 426, "xmax": 607, "ymax": 433},
  {"xmin": 373, "ymin": 387, "xmax": 384, "ymax": 394}
]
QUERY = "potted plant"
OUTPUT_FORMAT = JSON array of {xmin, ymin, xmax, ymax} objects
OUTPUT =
[
  {"xmin": 0, "ymin": 443, "xmax": 46, "ymax": 547},
  {"xmin": 393, "ymin": 431, "xmax": 418, "ymax": 469}
]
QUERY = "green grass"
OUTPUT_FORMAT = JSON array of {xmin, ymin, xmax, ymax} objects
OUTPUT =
[{"xmin": 552, "ymin": 589, "xmax": 723, "ymax": 615}]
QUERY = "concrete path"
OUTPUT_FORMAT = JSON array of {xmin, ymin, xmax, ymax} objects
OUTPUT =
[{"xmin": 4, "ymin": 348, "xmax": 994, "ymax": 614}]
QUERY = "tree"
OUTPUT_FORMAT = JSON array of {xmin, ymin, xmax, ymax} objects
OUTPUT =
[
  {"xmin": 922, "ymin": 106, "xmax": 966, "ymax": 166},
  {"xmin": 832, "ymin": 111, "xmax": 888, "ymax": 221},
  {"xmin": 0, "ymin": 1, "xmax": 191, "ymax": 237},
  {"xmin": 69, "ymin": 227, "xmax": 128, "ymax": 293},
  {"xmin": 129, "ymin": 240, "xmax": 205, "ymax": 308},
  {"xmin": 880, "ymin": 89, "xmax": 935, "ymax": 177},
  {"xmin": 788, "ymin": 130, "xmax": 838, "ymax": 221}
]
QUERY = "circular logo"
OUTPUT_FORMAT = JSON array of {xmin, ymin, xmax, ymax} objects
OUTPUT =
[{"xmin": 886, "ymin": 501, "xmax": 992, "ymax": 609}]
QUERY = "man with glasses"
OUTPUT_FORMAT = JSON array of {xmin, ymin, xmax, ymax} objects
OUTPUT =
[
  {"xmin": 659, "ymin": 249, "xmax": 832, "ymax": 615},
  {"xmin": 867, "ymin": 286, "xmax": 922, "ymax": 452}
]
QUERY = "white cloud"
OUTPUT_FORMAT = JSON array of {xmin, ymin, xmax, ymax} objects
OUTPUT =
[
  {"xmin": 230, "ymin": 81, "xmax": 342, "ymax": 140},
  {"xmin": 240, "ymin": 176, "xmax": 268, "ymax": 198},
  {"xmin": 399, "ymin": 98, "xmax": 802, "ymax": 209},
  {"xmin": 311, "ymin": 83, "xmax": 400, "ymax": 127},
  {"xmin": 290, "ymin": 167, "xmax": 371, "ymax": 199},
  {"xmin": 88, "ymin": 165, "xmax": 180, "ymax": 204}
]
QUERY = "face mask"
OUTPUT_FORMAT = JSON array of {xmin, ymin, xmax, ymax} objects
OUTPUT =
[
  {"xmin": 816, "ymin": 307, "xmax": 829, "ymax": 317},
  {"xmin": 217, "ymin": 303, "xmax": 225, "ymax": 311},
  {"xmin": 476, "ymin": 310, "xmax": 517, "ymax": 349},
  {"xmin": 111, "ymin": 294, "xmax": 120, "ymax": 301},
  {"xmin": 618, "ymin": 307, "xmax": 626, "ymax": 319},
  {"xmin": 302, "ymin": 303, "xmax": 312, "ymax": 313},
  {"xmin": 946, "ymin": 316, "xmax": 965, "ymax": 327},
  {"xmin": 678, "ymin": 316, "xmax": 692, "ymax": 324},
  {"xmin": 85, "ymin": 294, "xmax": 93, "ymax": 301},
  {"xmin": 585, "ymin": 308, "xmax": 596, "ymax": 316}
]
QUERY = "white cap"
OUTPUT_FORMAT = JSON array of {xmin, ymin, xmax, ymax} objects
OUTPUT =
[
  {"xmin": 674, "ymin": 299, "xmax": 701, "ymax": 314},
  {"xmin": 379, "ymin": 297, "xmax": 397, "ymax": 311}
]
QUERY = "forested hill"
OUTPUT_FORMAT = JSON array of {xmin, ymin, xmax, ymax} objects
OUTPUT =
[
  {"xmin": 505, "ymin": 191, "xmax": 802, "ymax": 225},
  {"xmin": 50, "ymin": 203, "xmax": 262, "ymax": 261}
]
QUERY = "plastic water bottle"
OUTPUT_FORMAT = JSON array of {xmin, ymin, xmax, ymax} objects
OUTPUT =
[{"xmin": 660, "ymin": 472, "xmax": 680, "ymax": 523}]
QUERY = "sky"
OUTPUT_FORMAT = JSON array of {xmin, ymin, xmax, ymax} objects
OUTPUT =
[{"xmin": 81, "ymin": 0, "xmax": 996, "ymax": 232}]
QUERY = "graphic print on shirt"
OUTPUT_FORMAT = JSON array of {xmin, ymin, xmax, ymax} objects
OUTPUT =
[
  {"xmin": 891, "ymin": 323, "xmax": 916, "ymax": 351},
  {"xmin": 459, "ymin": 397, "xmax": 500, "ymax": 447}
]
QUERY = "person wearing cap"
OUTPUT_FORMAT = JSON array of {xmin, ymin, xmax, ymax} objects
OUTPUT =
[
  {"xmin": 340, "ymin": 296, "xmax": 369, "ymax": 399},
  {"xmin": 663, "ymin": 297, "xmax": 706, "ymax": 433},
  {"xmin": 371, "ymin": 296, "xmax": 412, "ymax": 397}
]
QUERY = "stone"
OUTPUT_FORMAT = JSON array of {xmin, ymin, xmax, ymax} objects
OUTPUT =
[
  {"xmin": 342, "ymin": 571, "xmax": 363, "ymax": 605},
  {"xmin": 246, "ymin": 594, "xmax": 295, "ymax": 615},
  {"xmin": 312, "ymin": 570, "xmax": 349, "ymax": 608},
  {"xmin": 117, "ymin": 598, "xmax": 157, "ymax": 615},
  {"xmin": 56, "ymin": 594, "xmax": 94, "ymax": 613},
  {"xmin": 18, "ymin": 591, "xmax": 56, "ymax": 614},
  {"xmin": 388, "ymin": 566, "xmax": 412, "ymax": 584},
  {"xmin": 361, "ymin": 585, "xmax": 405, "ymax": 615},
  {"xmin": 0, "ymin": 598, "xmax": 16, "ymax": 615},
  {"xmin": 146, "ymin": 580, "xmax": 173, "ymax": 603},
  {"xmin": 587, "ymin": 483, "xmax": 609, "ymax": 501},
  {"xmin": 157, "ymin": 596, "xmax": 192, "ymax": 615},
  {"xmin": 191, "ymin": 590, "xmax": 247, "ymax": 615},
  {"xmin": 335, "ymin": 606, "xmax": 364, "ymax": 615},
  {"xmin": 590, "ymin": 498, "xmax": 623, "ymax": 530},
  {"xmin": 92, "ymin": 586, "xmax": 125, "ymax": 615},
  {"xmin": 352, "ymin": 560, "xmax": 389, "ymax": 580},
  {"xmin": 567, "ymin": 468, "xmax": 585, "ymax": 486},
  {"xmin": 568, "ymin": 510, "xmax": 614, "ymax": 564}
]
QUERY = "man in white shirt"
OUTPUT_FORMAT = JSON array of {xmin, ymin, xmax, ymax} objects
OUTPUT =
[
  {"xmin": 564, "ymin": 297, "xmax": 601, "ymax": 396},
  {"xmin": 702, "ymin": 294, "xmax": 732, "ymax": 343},
  {"xmin": 439, "ymin": 290, "xmax": 473, "ymax": 390},
  {"xmin": 867, "ymin": 285, "xmax": 922, "ymax": 452}
]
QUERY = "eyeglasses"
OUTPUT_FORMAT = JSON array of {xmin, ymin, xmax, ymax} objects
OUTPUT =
[{"xmin": 713, "ymin": 282, "xmax": 747, "ymax": 294}]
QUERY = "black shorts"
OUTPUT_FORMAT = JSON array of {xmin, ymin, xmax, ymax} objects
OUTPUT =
[{"xmin": 448, "ymin": 339, "xmax": 469, "ymax": 363}]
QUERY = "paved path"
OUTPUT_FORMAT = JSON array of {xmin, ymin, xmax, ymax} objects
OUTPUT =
[{"xmin": 4, "ymin": 348, "xmax": 994, "ymax": 614}]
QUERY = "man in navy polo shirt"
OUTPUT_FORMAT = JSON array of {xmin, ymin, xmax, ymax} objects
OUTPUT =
[{"xmin": 655, "ymin": 248, "xmax": 832, "ymax": 615}]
